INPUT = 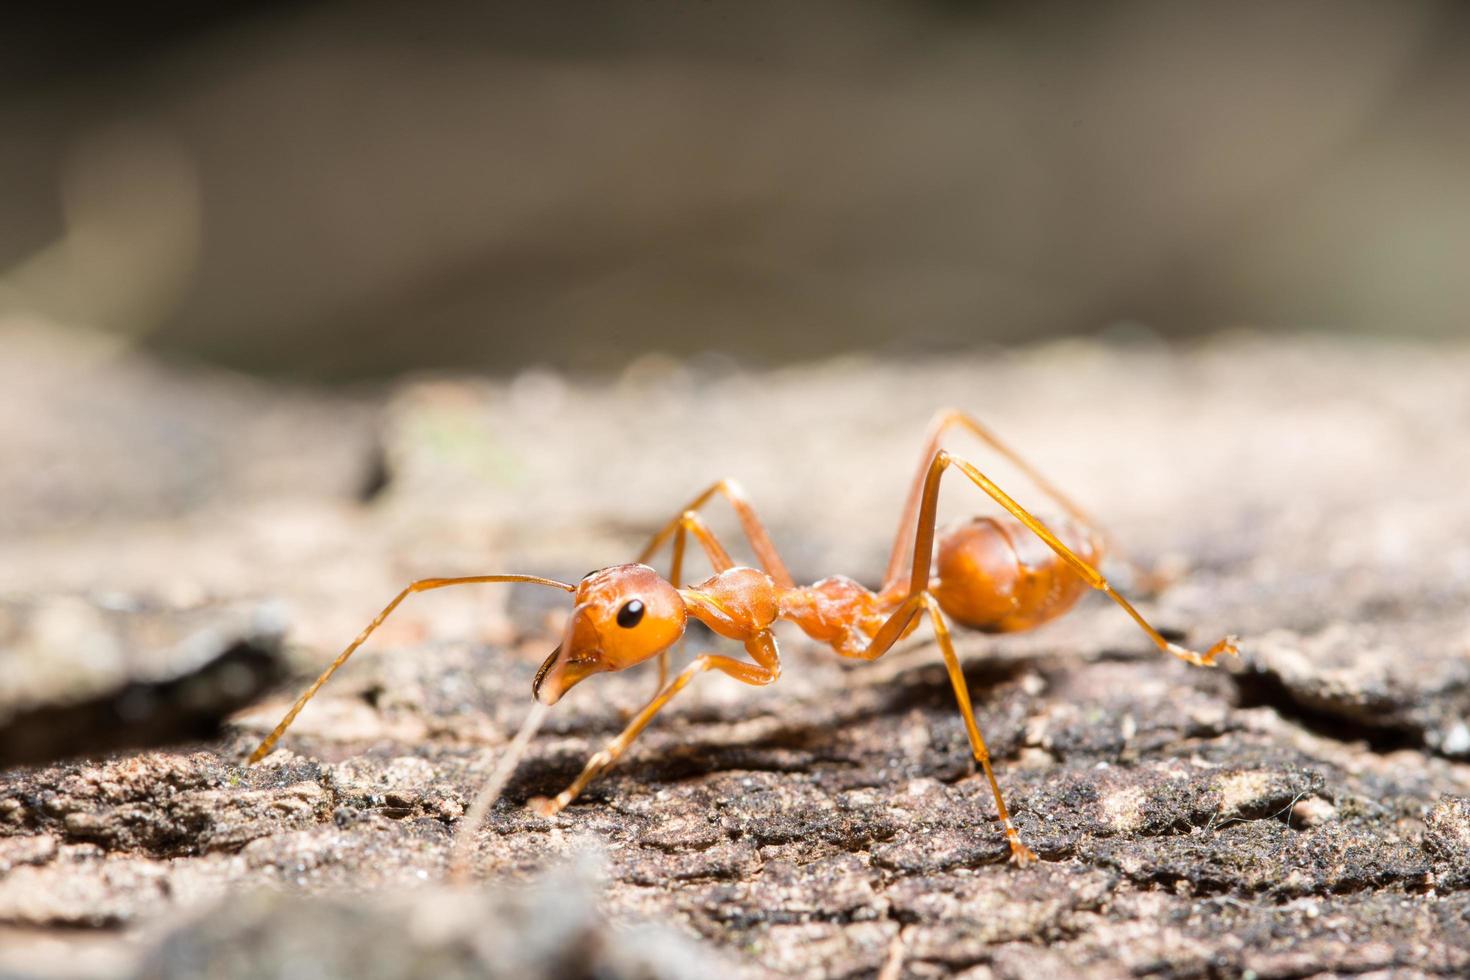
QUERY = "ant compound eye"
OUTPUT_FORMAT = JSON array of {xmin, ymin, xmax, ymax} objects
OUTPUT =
[{"xmin": 616, "ymin": 599, "xmax": 645, "ymax": 629}]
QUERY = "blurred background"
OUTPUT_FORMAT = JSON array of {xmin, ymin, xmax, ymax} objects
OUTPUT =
[{"xmin": 2, "ymin": 0, "xmax": 1467, "ymax": 380}]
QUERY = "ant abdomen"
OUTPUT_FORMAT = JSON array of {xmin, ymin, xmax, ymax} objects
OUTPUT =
[{"xmin": 932, "ymin": 516, "xmax": 1102, "ymax": 633}]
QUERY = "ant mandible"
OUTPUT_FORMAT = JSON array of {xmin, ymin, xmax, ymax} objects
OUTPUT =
[{"xmin": 247, "ymin": 409, "xmax": 1237, "ymax": 865}]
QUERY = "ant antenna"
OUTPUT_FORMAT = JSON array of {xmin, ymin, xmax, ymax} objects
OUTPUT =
[{"xmin": 246, "ymin": 574, "xmax": 574, "ymax": 764}]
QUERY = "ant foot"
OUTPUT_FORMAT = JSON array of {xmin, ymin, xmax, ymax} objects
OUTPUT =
[
  {"xmin": 1008, "ymin": 839, "xmax": 1039, "ymax": 866},
  {"xmin": 1207, "ymin": 634, "xmax": 1241, "ymax": 662},
  {"xmin": 528, "ymin": 795, "xmax": 563, "ymax": 818},
  {"xmin": 1165, "ymin": 634, "xmax": 1239, "ymax": 667}
]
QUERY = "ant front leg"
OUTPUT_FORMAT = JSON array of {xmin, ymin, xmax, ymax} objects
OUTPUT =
[{"xmin": 531, "ymin": 631, "xmax": 780, "ymax": 814}]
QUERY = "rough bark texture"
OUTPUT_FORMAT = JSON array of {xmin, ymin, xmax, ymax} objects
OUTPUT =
[{"xmin": 3, "ymin": 325, "xmax": 1469, "ymax": 978}]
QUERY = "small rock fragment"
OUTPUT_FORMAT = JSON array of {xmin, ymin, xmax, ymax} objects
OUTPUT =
[{"xmin": 1288, "ymin": 795, "xmax": 1338, "ymax": 828}]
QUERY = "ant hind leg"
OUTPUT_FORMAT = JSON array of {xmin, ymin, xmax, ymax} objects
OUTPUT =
[
  {"xmin": 882, "ymin": 409, "xmax": 1171, "ymax": 596},
  {"xmin": 910, "ymin": 451, "xmax": 1238, "ymax": 667}
]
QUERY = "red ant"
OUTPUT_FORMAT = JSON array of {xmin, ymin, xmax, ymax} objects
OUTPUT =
[{"xmin": 247, "ymin": 410, "xmax": 1236, "ymax": 865}]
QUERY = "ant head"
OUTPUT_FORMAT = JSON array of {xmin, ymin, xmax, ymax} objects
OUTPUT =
[{"xmin": 532, "ymin": 563, "xmax": 687, "ymax": 705}]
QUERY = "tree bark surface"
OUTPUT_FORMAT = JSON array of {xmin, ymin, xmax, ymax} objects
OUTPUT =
[{"xmin": 2, "ymin": 329, "xmax": 1468, "ymax": 978}]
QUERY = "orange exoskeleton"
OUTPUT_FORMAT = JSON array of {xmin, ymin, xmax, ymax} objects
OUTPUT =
[{"xmin": 247, "ymin": 409, "xmax": 1237, "ymax": 866}]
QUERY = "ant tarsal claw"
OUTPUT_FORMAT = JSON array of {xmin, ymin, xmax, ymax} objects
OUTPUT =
[
  {"xmin": 1008, "ymin": 841, "xmax": 1039, "ymax": 866},
  {"xmin": 1211, "ymin": 634, "xmax": 1241, "ymax": 660},
  {"xmin": 1165, "ymin": 633, "xmax": 1240, "ymax": 667},
  {"xmin": 1002, "ymin": 818, "xmax": 1038, "ymax": 866}
]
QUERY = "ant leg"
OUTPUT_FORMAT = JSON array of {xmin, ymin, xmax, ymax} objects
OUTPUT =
[
  {"xmin": 884, "ymin": 409, "xmax": 1102, "ymax": 592},
  {"xmin": 652, "ymin": 510, "xmax": 738, "ymax": 694},
  {"xmin": 668, "ymin": 511, "xmax": 737, "ymax": 577},
  {"xmin": 246, "ymin": 574, "xmax": 575, "ymax": 763},
  {"xmin": 919, "ymin": 593, "xmax": 1036, "ymax": 864},
  {"xmin": 639, "ymin": 479, "xmax": 795, "ymax": 588},
  {"xmin": 532, "ymin": 631, "xmax": 780, "ymax": 814},
  {"xmin": 907, "ymin": 451, "xmax": 1238, "ymax": 667},
  {"xmin": 832, "ymin": 592, "xmax": 1035, "ymax": 863}
]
